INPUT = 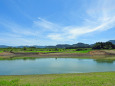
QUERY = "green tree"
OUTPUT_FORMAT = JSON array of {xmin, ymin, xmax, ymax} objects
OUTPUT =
[
  {"xmin": 92, "ymin": 42, "xmax": 115, "ymax": 49},
  {"xmin": 23, "ymin": 47, "xmax": 27, "ymax": 51}
]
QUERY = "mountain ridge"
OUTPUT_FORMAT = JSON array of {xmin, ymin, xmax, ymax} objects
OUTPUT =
[{"xmin": 0, "ymin": 40, "xmax": 115, "ymax": 48}]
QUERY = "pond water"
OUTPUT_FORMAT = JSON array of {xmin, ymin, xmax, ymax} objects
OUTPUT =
[{"xmin": 0, "ymin": 58, "xmax": 115, "ymax": 75}]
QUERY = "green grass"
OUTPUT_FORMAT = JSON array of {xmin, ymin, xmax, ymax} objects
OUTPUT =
[
  {"xmin": 64, "ymin": 50, "xmax": 91, "ymax": 53},
  {"xmin": 0, "ymin": 48, "xmax": 92, "ymax": 54},
  {"xmin": 21, "ymin": 50, "xmax": 91, "ymax": 53},
  {"xmin": 23, "ymin": 50, "xmax": 61, "ymax": 53},
  {"xmin": 0, "ymin": 51, "xmax": 3, "ymax": 53},
  {"xmin": 0, "ymin": 79, "xmax": 30, "ymax": 86},
  {"xmin": 0, "ymin": 72, "xmax": 115, "ymax": 86}
]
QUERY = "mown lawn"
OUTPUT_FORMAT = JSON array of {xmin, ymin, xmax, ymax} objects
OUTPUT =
[{"xmin": 0, "ymin": 72, "xmax": 115, "ymax": 86}]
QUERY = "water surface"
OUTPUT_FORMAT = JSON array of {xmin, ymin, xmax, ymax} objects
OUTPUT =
[{"xmin": 0, "ymin": 58, "xmax": 115, "ymax": 75}]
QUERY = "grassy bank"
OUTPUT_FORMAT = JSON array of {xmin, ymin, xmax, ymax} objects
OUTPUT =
[
  {"xmin": 0, "ymin": 48, "xmax": 92, "ymax": 53},
  {"xmin": 0, "ymin": 72, "xmax": 115, "ymax": 86}
]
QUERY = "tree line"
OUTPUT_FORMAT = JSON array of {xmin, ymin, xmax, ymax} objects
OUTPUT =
[{"xmin": 92, "ymin": 42, "xmax": 115, "ymax": 49}]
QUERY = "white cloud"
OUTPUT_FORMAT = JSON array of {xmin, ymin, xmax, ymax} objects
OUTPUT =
[
  {"xmin": 0, "ymin": 0, "xmax": 115, "ymax": 45},
  {"xmin": 0, "ymin": 20, "xmax": 39, "ymax": 36},
  {"xmin": 44, "ymin": 0, "xmax": 115, "ymax": 41},
  {"xmin": 48, "ymin": 34, "xmax": 63, "ymax": 40},
  {"xmin": 33, "ymin": 17, "xmax": 60, "ymax": 32}
]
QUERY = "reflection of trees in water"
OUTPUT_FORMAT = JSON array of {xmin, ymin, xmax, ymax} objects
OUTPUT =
[
  {"xmin": 94, "ymin": 59, "xmax": 115, "ymax": 63},
  {"xmin": 23, "ymin": 57, "xmax": 36, "ymax": 61},
  {"xmin": 0, "ymin": 56, "xmax": 37, "ymax": 61},
  {"xmin": 91, "ymin": 56, "xmax": 115, "ymax": 63}
]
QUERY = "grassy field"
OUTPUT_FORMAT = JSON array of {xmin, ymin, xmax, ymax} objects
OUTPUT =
[
  {"xmin": 23, "ymin": 50, "xmax": 91, "ymax": 53},
  {"xmin": 24, "ymin": 50, "xmax": 60, "ymax": 53},
  {"xmin": 0, "ymin": 51, "xmax": 3, "ymax": 53},
  {"xmin": 0, "ymin": 48, "xmax": 92, "ymax": 54},
  {"xmin": 63, "ymin": 49, "xmax": 91, "ymax": 53},
  {"xmin": 0, "ymin": 48, "xmax": 115, "ymax": 54},
  {"xmin": 0, "ymin": 72, "xmax": 115, "ymax": 86}
]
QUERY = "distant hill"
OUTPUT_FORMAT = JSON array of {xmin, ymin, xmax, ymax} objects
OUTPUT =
[
  {"xmin": 46, "ymin": 43, "xmax": 91, "ymax": 48},
  {"xmin": 0, "ymin": 40, "xmax": 115, "ymax": 48},
  {"xmin": 16, "ymin": 46, "xmax": 46, "ymax": 48},
  {"xmin": 56, "ymin": 44, "xmax": 71, "ymax": 48},
  {"xmin": 0, "ymin": 45, "xmax": 46, "ymax": 48},
  {"xmin": 0, "ymin": 43, "xmax": 93, "ymax": 48},
  {"xmin": 0, "ymin": 45, "xmax": 10, "ymax": 48},
  {"xmin": 72, "ymin": 43, "xmax": 90, "ymax": 48},
  {"xmin": 108, "ymin": 40, "xmax": 115, "ymax": 44},
  {"xmin": 45, "ymin": 46, "xmax": 56, "ymax": 48}
]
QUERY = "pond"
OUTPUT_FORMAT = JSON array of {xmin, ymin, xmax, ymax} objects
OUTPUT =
[{"xmin": 0, "ymin": 57, "xmax": 115, "ymax": 75}]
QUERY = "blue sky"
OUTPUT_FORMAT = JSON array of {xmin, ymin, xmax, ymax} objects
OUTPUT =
[{"xmin": 0, "ymin": 0, "xmax": 115, "ymax": 46}]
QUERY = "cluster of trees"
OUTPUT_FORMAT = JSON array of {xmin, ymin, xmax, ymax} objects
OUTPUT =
[{"xmin": 92, "ymin": 42, "xmax": 115, "ymax": 49}]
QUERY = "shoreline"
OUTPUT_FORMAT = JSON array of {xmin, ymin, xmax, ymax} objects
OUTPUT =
[
  {"xmin": 0, "ymin": 71, "xmax": 115, "ymax": 76},
  {"xmin": 1, "ymin": 50, "xmax": 115, "ymax": 59}
]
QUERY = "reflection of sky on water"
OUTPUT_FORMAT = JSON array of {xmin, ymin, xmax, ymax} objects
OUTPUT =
[{"xmin": 0, "ymin": 58, "xmax": 115, "ymax": 75}]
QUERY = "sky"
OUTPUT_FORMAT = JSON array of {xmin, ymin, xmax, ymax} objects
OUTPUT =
[{"xmin": 0, "ymin": 0, "xmax": 115, "ymax": 46}]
